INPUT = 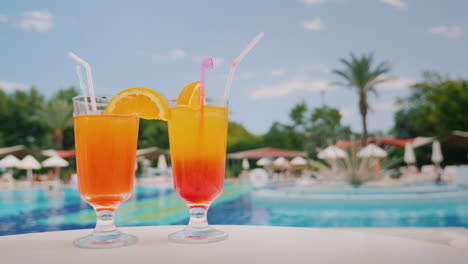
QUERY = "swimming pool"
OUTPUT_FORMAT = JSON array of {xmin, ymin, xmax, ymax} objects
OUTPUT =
[{"xmin": 1, "ymin": 183, "xmax": 468, "ymax": 236}]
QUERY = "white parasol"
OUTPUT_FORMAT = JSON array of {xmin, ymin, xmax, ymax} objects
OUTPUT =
[
  {"xmin": 431, "ymin": 140, "xmax": 443, "ymax": 165},
  {"xmin": 42, "ymin": 156, "xmax": 69, "ymax": 167},
  {"xmin": 256, "ymin": 157, "xmax": 272, "ymax": 167},
  {"xmin": 357, "ymin": 144, "xmax": 387, "ymax": 158},
  {"xmin": 412, "ymin": 137, "xmax": 434, "ymax": 148},
  {"xmin": 273, "ymin": 157, "xmax": 289, "ymax": 168},
  {"xmin": 42, "ymin": 156, "xmax": 69, "ymax": 180},
  {"xmin": 157, "ymin": 154, "xmax": 168, "ymax": 170},
  {"xmin": 317, "ymin": 146, "xmax": 348, "ymax": 159},
  {"xmin": 404, "ymin": 143, "xmax": 416, "ymax": 164},
  {"xmin": 291, "ymin": 156, "xmax": 308, "ymax": 166},
  {"xmin": 0, "ymin": 155, "xmax": 21, "ymax": 168},
  {"xmin": 242, "ymin": 158, "xmax": 250, "ymax": 170},
  {"xmin": 20, "ymin": 155, "xmax": 41, "ymax": 182}
]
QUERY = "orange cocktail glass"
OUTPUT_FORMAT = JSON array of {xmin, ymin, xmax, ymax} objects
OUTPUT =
[
  {"xmin": 168, "ymin": 96, "xmax": 229, "ymax": 243},
  {"xmin": 72, "ymin": 95, "xmax": 139, "ymax": 249}
]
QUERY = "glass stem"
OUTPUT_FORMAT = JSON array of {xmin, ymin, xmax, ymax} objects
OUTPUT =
[
  {"xmin": 93, "ymin": 207, "xmax": 120, "ymax": 239},
  {"xmin": 187, "ymin": 205, "xmax": 210, "ymax": 231}
]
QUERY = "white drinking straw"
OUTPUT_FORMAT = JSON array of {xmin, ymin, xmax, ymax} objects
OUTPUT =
[
  {"xmin": 223, "ymin": 32, "xmax": 264, "ymax": 105},
  {"xmin": 75, "ymin": 65, "xmax": 90, "ymax": 114},
  {"xmin": 68, "ymin": 52, "xmax": 97, "ymax": 112}
]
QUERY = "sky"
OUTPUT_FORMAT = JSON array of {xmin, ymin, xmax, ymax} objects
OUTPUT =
[{"xmin": 1, "ymin": 0, "xmax": 468, "ymax": 135}]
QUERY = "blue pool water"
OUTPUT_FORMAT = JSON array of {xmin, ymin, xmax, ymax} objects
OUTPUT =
[{"xmin": 1, "ymin": 183, "xmax": 468, "ymax": 236}]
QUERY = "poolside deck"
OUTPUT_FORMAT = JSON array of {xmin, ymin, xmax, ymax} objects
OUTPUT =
[{"xmin": 1, "ymin": 225, "xmax": 467, "ymax": 263}]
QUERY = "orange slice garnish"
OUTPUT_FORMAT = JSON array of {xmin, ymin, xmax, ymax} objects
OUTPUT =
[
  {"xmin": 177, "ymin": 81, "xmax": 202, "ymax": 106},
  {"xmin": 104, "ymin": 87, "xmax": 171, "ymax": 120}
]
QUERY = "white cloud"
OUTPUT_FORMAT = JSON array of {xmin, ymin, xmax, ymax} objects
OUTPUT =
[
  {"xmin": 301, "ymin": 64, "xmax": 329, "ymax": 73},
  {"xmin": 377, "ymin": 76, "xmax": 417, "ymax": 90},
  {"xmin": 340, "ymin": 102, "xmax": 400, "ymax": 118},
  {"xmin": 0, "ymin": 15, "xmax": 9, "ymax": 23},
  {"xmin": 304, "ymin": 18, "xmax": 323, "ymax": 31},
  {"xmin": 381, "ymin": 0, "xmax": 408, "ymax": 9},
  {"xmin": 302, "ymin": 0, "xmax": 328, "ymax": 5},
  {"xmin": 249, "ymin": 76, "xmax": 334, "ymax": 100},
  {"xmin": 0, "ymin": 80, "xmax": 29, "ymax": 92},
  {"xmin": 339, "ymin": 107, "xmax": 355, "ymax": 118},
  {"xmin": 19, "ymin": 10, "xmax": 54, "ymax": 32},
  {"xmin": 271, "ymin": 69, "xmax": 285, "ymax": 77},
  {"xmin": 429, "ymin": 25, "xmax": 463, "ymax": 40},
  {"xmin": 171, "ymin": 49, "xmax": 186, "ymax": 59},
  {"xmin": 212, "ymin": 57, "xmax": 224, "ymax": 66}
]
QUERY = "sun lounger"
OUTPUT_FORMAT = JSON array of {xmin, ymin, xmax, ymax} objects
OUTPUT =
[
  {"xmin": 0, "ymin": 172, "xmax": 15, "ymax": 189},
  {"xmin": 442, "ymin": 166, "xmax": 458, "ymax": 183},
  {"xmin": 421, "ymin": 165, "xmax": 440, "ymax": 182}
]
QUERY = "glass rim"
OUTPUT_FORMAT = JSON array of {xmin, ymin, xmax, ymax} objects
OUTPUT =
[
  {"xmin": 72, "ymin": 94, "xmax": 116, "ymax": 102},
  {"xmin": 168, "ymin": 94, "xmax": 228, "ymax": 107},
  {"xmin": 168, "ymin": 94, "xmax": 226, "ymax": 100}
]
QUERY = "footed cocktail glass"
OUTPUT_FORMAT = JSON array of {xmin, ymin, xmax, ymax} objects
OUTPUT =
[
  {"xmin": 168, "ymin": 96, "xmax": 229, "ymax": 243},
  {"xmin": 72, "ymin": 95, "xmax": 139, "ymax": 249}
]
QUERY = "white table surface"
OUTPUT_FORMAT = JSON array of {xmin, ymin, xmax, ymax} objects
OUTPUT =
[{"xmin": 1, "ymin": 225, "xmax": 468, "ymax": 264}]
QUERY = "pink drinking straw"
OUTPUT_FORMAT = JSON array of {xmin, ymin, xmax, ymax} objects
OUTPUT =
[
  {"xmin": 200, "ymin": 57, "xmax": 214, "ymax": 105},
  {"xmin": 68, "ymin": 52, "xmax": 97, "ymax": 112},
  {"xmin": 223, "ymin": 32, "xmax": 264, "ymax": 105}
]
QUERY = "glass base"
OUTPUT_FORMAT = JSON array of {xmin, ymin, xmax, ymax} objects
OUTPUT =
[
  {"xmin": 168, "ymin": 227, "xmax": 228, "ymax": 244},
  {"xmin": 73, "ymin": 231, "xmax": 138, "ymax": 249}
]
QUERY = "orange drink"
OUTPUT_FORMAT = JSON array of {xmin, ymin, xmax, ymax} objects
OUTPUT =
[
  {"xmin": 72, "ymin": 90, "xmax": 169, "ymax": 249},
  {"xmin": 168, "ymin": 105, "xmax": 228, "ymax": 205},
  {"xmin": 167, "ymin": 91, "xmax": 229, "ymax": 243},
  {"xmin": 74, "ymin": 114, "xmax": 139, "ymax": 208}
]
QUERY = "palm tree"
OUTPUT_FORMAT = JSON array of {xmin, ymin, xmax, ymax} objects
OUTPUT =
[
  {"xmin": 36, "ymin": 99, "xmax": 73, "ymax": 149},
  {"xmin": 332, "ymin": 52, "xmax": 391, "ymax": 142}
]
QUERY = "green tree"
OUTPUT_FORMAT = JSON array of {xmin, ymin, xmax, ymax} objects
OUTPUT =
[
  {"xmin": 263, "ymin": 122, "xmax": 302, "ymax": 150},
  {"xmin": 310, "ymin": 107, "xmax": 342, "ymax": 130},
  {"xmin": 289, "ymin": 100, "xmax": 308, "ymax": 129},
  {"xmin": 54, "ymin": 87, "xmax": 79, "ymax": 149},
  {"xmin": 263, "ymin": 101, "xmax": 313, "ymax": 151},
  {"xmin": 138, "ymin": 120, "xmax": 169, "ymax": 149},
  {"xmin": 52, "ymin": 86, "xmax": 79, "ymax": 102},
  {"xmin": 333, "ymin": 52, "xmax": 391, "ymax": 142},
  {"xmin": 35, "ymin": 98, "xmax": 73, "ymax": 149},
  {"xmin": 0, "ymin": 88, "xmax": 48, "ymax": 148},
  {"xmin": 305, "ymin": 106, "xmax": 352, "ymax": 158},
  {"xmin": 227, "ymin": 121, "xmax": 264, "ymax": 153},
  {"xmin": 393, "ymin": 72, "xmax": 468, "ymax": 164},
  {"xmin": 394, "ymin": 72, "xmax": 468, "ymax": 138}
]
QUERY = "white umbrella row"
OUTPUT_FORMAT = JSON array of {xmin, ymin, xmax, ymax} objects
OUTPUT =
[
  {"xmin": 318, "ymin": 144, "xmax": 388, "ymax": 159},
  {"xmin": 0, "ymin": 154, "xmax": 69, "ymax": 169},
  {"xmin": 252, "ymin": 156, "xmax": 308, "ymax": 169},
  {"xmin": 404, "ymin": 140, "xmax": 443, "ymax": 165},
  {"xmin": 0, "ymin": 154, "xmax": 69, "ymax": 182},
  {"xmin": 238, "ymin": 140, "xmax": 443, "ymax": 171}
]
